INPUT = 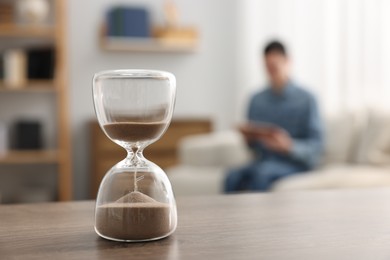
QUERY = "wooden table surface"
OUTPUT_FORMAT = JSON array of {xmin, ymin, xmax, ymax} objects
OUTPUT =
[{"xmin": 2, "ymin": 189, "xmax": 390, "ymax": 259}]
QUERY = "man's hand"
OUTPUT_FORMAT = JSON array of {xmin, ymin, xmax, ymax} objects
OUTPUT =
[
  {"xmin": 238, "ymin": 124, "xmax": 260, "ymax": 143},
  {"xmin": 238, "ymin": 123, "xmax": 292, "ymax": 153},
  {"xmin": 260, "ymin": 129, "xmax": 292, "ymax": 154}
]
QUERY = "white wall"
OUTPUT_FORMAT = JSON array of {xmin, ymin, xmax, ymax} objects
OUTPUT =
[
  {"xmin": 235, "ymin": 0, "xmax": 326, "ymax": 120},
  {"xmin": 236, "ymin": 0, "xmax": 390, "ymax": 117},
  {"xmin": 68, "ymin": 0, "xmax": 238, "ymax": 199}
]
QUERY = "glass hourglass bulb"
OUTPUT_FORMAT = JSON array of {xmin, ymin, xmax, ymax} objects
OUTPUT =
[{"xmin": 92, "ymin": 70, "xmax": 177, "ymax": 242}]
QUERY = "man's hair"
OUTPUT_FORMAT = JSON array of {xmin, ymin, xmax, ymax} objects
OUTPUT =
[{"xmin": 263, "ymin": 40, "xmax": 287, "ymax": 56}]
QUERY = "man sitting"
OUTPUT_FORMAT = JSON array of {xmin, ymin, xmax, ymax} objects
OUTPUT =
[{"xmin": 224, "ymin": 41, "xmax": 324, "ymax": 192}]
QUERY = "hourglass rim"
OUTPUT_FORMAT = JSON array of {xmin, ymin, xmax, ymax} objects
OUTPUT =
[{"xmin": 93, "ymin": 69, "xmax": 175, "ymax": 81}]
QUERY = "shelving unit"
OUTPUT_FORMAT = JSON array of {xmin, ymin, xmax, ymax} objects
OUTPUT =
[
  {"xmin": 0, "ymin": 24, "xmax": 54, "ymax": 38},
  {"xmin": 0, "ymin": 0, "xmax": 72, "ymax": 202},
  {"xmin": 98, "ymin": 20, "xmax": 198, "ymax": 53},
  {"xmin": 0, "ymin": 150, "xmax": 58, "ymax": 164},
  {"xmin": 100, "ymin": 37, "xmax": 197, "ymax": 53},
  {"xmin": 0, "ymin": 80, "xmax": 56, "ymax": 92}
]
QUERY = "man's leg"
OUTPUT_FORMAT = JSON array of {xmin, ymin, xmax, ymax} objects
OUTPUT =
[
  {"xmin": 249, "ymin": 160, "xmax": 305, "ymax": 191},
  {"xmin": 224, "ymin": 164, "xmax": 255, "ymax": 193}
]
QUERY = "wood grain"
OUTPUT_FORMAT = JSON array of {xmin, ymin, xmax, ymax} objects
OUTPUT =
[
  {"xmin": 54, "ymin": 0, "xmax": 73, "ymax": 201},
  {"xmin": 0, "ymin": 80, "xmax": 56, "ymax": 92},
  {"xmin": 0, "ymin": 24, "xmax": 55, "ymax": 38},
  {"xmin": 0, "ymin": 150, "xmax": 58, "ymax": 164},
  {"xmin": 2, "ymin": 189, "xmax": 390, "ymax": 259}
]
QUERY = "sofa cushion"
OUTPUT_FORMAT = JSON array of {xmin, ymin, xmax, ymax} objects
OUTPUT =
[
  {"xmin": 322, "ymin": 111, "xmax": 367, "ymax": 165},
  {"xmin": 272, "ymin": 165, "xmax": 390, "ymax": 191},
  {"xmin": 167, "ymin": 165, "xmax": 226, "ymax": 196},
  {"xmin": 178, "ymin": 131, "xmax": 253, "ymax": 168},
  {"xmin": 354, "ymin": 109, "xmax": 390, "ymax": 166}
]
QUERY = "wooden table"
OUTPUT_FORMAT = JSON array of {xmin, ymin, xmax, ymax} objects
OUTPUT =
[{"xmin": 2, "ymin": 189, "xmax": 390, "ymax": 259}]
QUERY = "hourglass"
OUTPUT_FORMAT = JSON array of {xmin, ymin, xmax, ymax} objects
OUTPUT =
[{"xmin": 92, "ymin": 70, "xmax": 177, "ymax": 242}]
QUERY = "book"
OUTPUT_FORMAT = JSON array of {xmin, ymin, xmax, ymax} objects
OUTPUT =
[
  {"xmin": 27, "ymin": 48, "xmax": 55, "ymax": 79},
  {"xmin": 106, "ymin": 6, "xmax": 150, "ymax": 38},
  {"xmin": 123, "ymin": 7, "xmax": 150, "ymax": 37},
  {"xmin": 3, "ymin": 49, "xmax": 27, "ymax": 88},
  {"xmin": 239, "ymin": 121, "xmax": 282, "ymax": 138},
  {"xmin": 107, "ymin": 7, "xmax": 121, "ymax": 36}
]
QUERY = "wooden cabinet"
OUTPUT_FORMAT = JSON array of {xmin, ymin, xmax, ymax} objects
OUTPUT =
[{"xmin": 90, "ymin": 119, "xmax": 212, "ymax": 198}]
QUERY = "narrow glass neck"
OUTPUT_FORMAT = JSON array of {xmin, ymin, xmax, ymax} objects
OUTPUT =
[{"xmin": 125, "ymin": 147, "xmax": 145, "ymax": 166}]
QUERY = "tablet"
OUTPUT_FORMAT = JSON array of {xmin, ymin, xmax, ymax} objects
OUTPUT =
[{"xmin": 239, "ymin": 121, "xmax": 281, "ymax": 137}]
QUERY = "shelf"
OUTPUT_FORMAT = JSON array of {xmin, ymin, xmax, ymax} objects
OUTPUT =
[
  {"xmin": 0, "ymin": 80, "xmax": 57, "ymax": 93},
  {"xmin": 100, "ymin": 37, "xmax": 197, "ymax": 53},
  {"xmin": 0, "ymin": 150, "xmax": 59, "ymax": 164},
  {"xmin": 0, "ymin": 24, "xmax": 55, "ymax": 38},
  {"xmin": 0, "ymin": 0, "xmax": 73, "ymax": 201}
]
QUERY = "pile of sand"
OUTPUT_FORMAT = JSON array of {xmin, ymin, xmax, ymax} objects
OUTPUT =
[{"xmin": 95, "ymin": 192, "xmax": 172, "ymax": 241}]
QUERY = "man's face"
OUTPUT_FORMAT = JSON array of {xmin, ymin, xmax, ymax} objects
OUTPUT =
[{"xmin": 264, "ymin": 52, "xmax": 289, "ymax": 84}]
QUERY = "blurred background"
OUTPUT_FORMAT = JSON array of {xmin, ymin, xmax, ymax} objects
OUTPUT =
[{"xmin": 0, "ymin": 0, "xmax": 389, "ymax": 203}]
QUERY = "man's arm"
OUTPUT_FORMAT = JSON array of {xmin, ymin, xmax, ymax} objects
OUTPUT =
[
  {"xmin": 289, "ymin": 96, "xmax": 324, "ymax": 168},
  {"xmin": 245, "ymin": 95, "xmax": 262, "ymax": 151}
]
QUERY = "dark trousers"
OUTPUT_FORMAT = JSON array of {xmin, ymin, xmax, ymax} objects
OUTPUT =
[{"xmin": 224, "ymin": 159, "xmax": 308, "ymax": 192}]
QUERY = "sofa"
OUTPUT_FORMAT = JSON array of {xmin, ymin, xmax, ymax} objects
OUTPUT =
[{"xmin": 167, "ymin": 110, "xmax": 390, "ymax": 196}]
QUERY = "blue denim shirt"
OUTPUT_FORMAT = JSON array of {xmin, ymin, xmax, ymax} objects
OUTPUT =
[{"xmin": 248, "ymin": 81, "xmax": 324, "ymax": 169}]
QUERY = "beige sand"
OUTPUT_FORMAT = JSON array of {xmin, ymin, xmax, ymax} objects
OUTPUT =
[{"xmin": 95, "ymin": 192, "xmax": 172, "ymax": 241}]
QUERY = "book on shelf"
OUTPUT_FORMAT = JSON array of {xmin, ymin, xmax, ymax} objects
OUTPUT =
[
  {"xmin": 0, "ymin": 47, "xmax": 55, "ymax": 88},
  {"xmin": 3, "ymin": 48, "xmax": 27, "ymax": 88},
  {"xmin": 27, "ymin": 48, "xmax": 55, "ymax": 79},
  {"xmin": 106, "ymin": 6, "xmax": 151, "ymax": 38},
  {"xmin": 13, "ymin": 120, "xmax": 43, "ymax": 150}
]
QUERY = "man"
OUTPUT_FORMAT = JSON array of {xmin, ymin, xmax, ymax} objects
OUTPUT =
[{"xmin": 224, "ymin": 40, "xmax": 324, "ymax": 192}]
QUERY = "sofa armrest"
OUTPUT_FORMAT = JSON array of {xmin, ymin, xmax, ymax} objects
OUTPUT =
[{"xmin": 178, "ymin": 130, "xmax": 253, "ymax": 167}]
